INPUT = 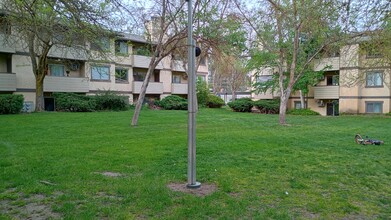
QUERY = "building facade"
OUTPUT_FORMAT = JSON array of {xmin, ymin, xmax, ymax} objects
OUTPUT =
[
  {"xmin": 251, "ymin": 41, "xmax": 391, "ymax": 116},
  {"xmin": 0, "ymin": 27, "xmax": 208, "ymax": 111}
]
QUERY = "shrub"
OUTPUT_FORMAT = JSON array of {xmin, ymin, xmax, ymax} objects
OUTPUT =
[
  {"xmin": 156, "ymin": 95, "xmax": 187, "ymax": 110},
  {"xmin": 206, "ymin": 95, "xmax": 224, "ymax": 108},
  {"xmin": 0, "ymin": 94, "xmax": 24, "ymax": 114},
  {"xmin": 54, "ymin": 93, "xmax": 96, "ymax": 112},
  {"xmin": 227, "ymin": 98, "xmax": 254, "ymax": 112},
  {"xmin": 196, "ymin": 79, "xmax": 209, "ymax": 107},
  {"xmin": 253, "ymin": 99, "xmax": 280, "ymax": 114},
  {"xmin": 95, "ymin": 91, "xmax": 128, "ymax": 111},
  {"xmin": 287, "ymin": 108, "xmax": 320, "ymax": 115},
  {"xmin": 386, "ymin": 112, "xmax": 391, "ymax": 116}
]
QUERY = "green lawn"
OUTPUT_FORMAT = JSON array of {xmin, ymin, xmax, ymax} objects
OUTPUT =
[{"xmin": 0, "ymin": 108, "xmax": 390, "ymax": 219}]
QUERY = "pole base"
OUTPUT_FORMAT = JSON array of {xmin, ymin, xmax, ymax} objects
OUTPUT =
[{"xmin": 186, "ymin": 182, "xmax": 201, "ymax": 189}]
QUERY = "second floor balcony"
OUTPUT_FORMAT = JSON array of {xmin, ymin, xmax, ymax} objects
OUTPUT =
[
  {"xmin": 133, "ymin": 55, "xmax": 163, "ymax": 69},
  {"xmin": 171, "ymin": 83, "xmax": 187, "ymax": 94},
  {"xmin": 44, "ymin": 76, "xmax": 89, "ymax": 93},
  {"xmin": 314, "ymin": 85, "xmax": 340, "ymax": 99}
]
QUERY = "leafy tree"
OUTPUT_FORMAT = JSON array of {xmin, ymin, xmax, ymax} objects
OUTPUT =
[
  {"xmin": 236, "ymin": 0, "xmax": 385, "ymax": 124},
  {"xmin": 1, "ymin": 0, "xmax": 121, "ymax": 112}
]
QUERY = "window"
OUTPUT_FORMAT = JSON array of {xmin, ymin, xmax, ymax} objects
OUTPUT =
[
  {"xmin": 199, "ymin": 57, "xmax": 206, "ymax": 66},
  {"xmin": 0, "ymin": 16, "xmax": 10, "ymax": 34},
  {"xmin": 366, "ymin": 102, "xmax": 383, "ymax": 113},
  {"xmin": 91, "ymin": 66, "xmax": 110, "ymax": 81},
  {"xmin": 115, "ymin": 68, "xmax": 128, "ymax": 83},
  {"xmin": 366, "ymin": 72, "xmax": 383, "ymax": 87},
  {"xmin": 327, "ymin": 75, "xmax": 339, "ymax": 86},
  {"xmin": 294, "ymin": 101, "xmax": 302, "ymax": 109},
  {"xmin": 91, "ymin": 37, "xmax": 110, "ymax": 51},
  {"xmin": 115, "ymin": 41, "xmax": 128, "ymax": 55},
  {"xmin": 49, "ymin": 64, "xmax": 65, "ymax": 77},
  {"xmin": 366, "ymin": 48, "xmax": 382, "ymax": 58},
  {"xmin": 133, "ymin": 71, "xmax": 146, "ymax": 81},
  {"xmin": 172, "ymin": 75, "xmax": 181, "ymax": 84}
]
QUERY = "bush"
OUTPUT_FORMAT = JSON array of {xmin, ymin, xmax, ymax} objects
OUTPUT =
[
  {"xmin": 0, "ymin": 94, "xmax": 24, "ymax": 114},
  {"xmin": 287, "ymin": 108, "xmax": 320, "ymax": 115},
  {"xmin": 156, "ymin": 95, "xmax": 187, "ymax": 110},
  {"xmin": 227, "ymin": 98, "xmax": 254, "ymax": 112},
  {"xmin": 54, "ymin": 93, "xmax": 96, "ymax": 112},
  {"xmin": 253, "ymin": 99, "xmax": 280, "ymax": 114},
  {"xmin": 95, "ymin": 91, "xmax": 128, "ymax": 111},
  {"xmin": 206, "ymin": 95, "xmax": 224, "ymax": 108},
  {"xmin": 196, "ymin": 79, "xmax": 209, "ymax": 107}
]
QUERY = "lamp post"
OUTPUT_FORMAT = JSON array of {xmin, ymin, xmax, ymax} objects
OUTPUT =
[{"xmin": 186, "ymin": 0, "xmax": 200, "ymax": 188}]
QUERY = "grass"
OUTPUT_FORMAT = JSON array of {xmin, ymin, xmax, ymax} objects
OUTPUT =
[{"xmin": 0, "ymin": 108, "xmax": 391, "ymax": 219}]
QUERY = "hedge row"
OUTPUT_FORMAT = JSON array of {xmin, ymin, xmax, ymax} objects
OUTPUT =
[
  {"xmin": 54, "ymin": 92, "xmax": 128, "ymax": 112},
  {"xmin": 0, "ymin": 94, "xmax": 24, "ymax": 114},
  {"xmin": 228, "ymin": 98, "xmax": 280, "ymax": 114}
]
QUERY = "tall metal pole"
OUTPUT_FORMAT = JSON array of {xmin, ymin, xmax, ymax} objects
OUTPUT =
[{"xmin": 187, "ymin": 0, "xmax": 200, "ymax": 188}]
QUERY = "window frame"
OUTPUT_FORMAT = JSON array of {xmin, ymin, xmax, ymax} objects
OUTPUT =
[
  {"xmin": 115, "ymin": 67, "xmax": 129, "ymax": 83},
  {"xmin": 115, "ymin": 40, "xmax": 129, "ymax": 55},
  {"xmin": 366, "ymin": 71, "xmax": 383, "ymax": 88},
  {"xmin": 365, "ymin": 101, "xmax": 383, "ymax": 113},
  {"xmin": 172, "ymin": 75, "xmax": 181, "ymax": 84},
  {"xmin": 48, "ymin": 64, "xmax": 65, "ymax": 77},
  {"xmin": 91, "ymin": 65, "xmax": 110, "ymax": 81}
]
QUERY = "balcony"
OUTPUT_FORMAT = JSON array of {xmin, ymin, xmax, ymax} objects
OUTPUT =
[
  {"xmin": 0, "ymin": 34, "xmax": 15, "ymax": 53},
  {"xmin": 172, "ymin": 83, "xmax": 188, "ymax": 94},
  {"xmin": 314, "ymin": 86, "xmax": 339, "ymax": 99},
  {"xmin": 172, "ymin": 60, "xmax": 186, "ymax": 72},
  {"xmin": 0, "ymin": 73, "xmax": 16, "ymax": 91},
  {"xmin": 314, "ymin": 57, "xmax": 340, "ymax": 71},
  {"xmin": 133, "ymin": 81, "xmax": 163, "ymax": 94},
  {"xmin": 44, "ymin": 76, "xmax": 89, "ymax": 93},
  {"xmin": 48, "ymin": 45, "xmax": 88, "ymax": 61},
  {"xmin": 133, "ymin": 55, "xmax": 163, "ymax": 69}
]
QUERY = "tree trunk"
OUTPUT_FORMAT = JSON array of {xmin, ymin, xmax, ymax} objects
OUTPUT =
[
  {"xmin": 279, "ymin": 93, "xmax": 288, "ymax": 125},
  {"xmin": 299, "ymin": 90, "xmax": 305, "ymax": 109},
  {"xmin": 35, "ymin": 76, "xmax": 45, "ymax": 111},
  {"xmin": 131, "ymin": 58, "xmax": 158, "ymax": 126}
]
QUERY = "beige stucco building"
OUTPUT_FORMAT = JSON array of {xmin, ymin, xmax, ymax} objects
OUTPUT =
[
  {"xmin": 0, "ymin": 23, "xmax": 208, "ymax": 111},
  {"xmin": 252, "ymin": 41, "xmax": 390, "ymax": 116}
]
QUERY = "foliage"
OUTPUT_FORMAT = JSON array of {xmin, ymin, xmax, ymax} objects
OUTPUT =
[
  {"xmin": 206, "ymin": 95, "xmax": 225, "ymax": 108},
  {"xmin": 0, "ymin": 94, "xmax": 24, "ymax": 114},
  {"xmin": 54, "ymin": 92, "xmax": 128, "ymax": 112},
  {"xmin": 227, "ymin": 98, "xmax": 253, "ymax": 112},
  {"xmin": 287, "ymin": 108, "xmax": 320, "ymax": 115},
  {"xmin": 95, "ymin": 91, "xmax": 128, "ymax": 111},
  {"xmin": 54, "ymin": 93, "xmax": 97, "ymax": 112},
  {"xmin": 155, "ymin": 95, "xmax": 187, "ymax": 110},
  {"xmin": 196, "ymin": 79, "xmax": 210, "ymax": 107},
  {"xmin": 253, "ymin": 99, "xmax": 280, "ymax": 114}
]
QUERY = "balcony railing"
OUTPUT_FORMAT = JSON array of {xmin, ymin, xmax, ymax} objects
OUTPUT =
[
  {"xmin": 314, "ymin": 86, "xmax": 340, "ymax": 99},
  {"xmin": 48, "ymin": 45, "xmax": 88, "ymax": 61},
  {"xmin": 0, "ymin": 73, "xmax": 16, "ymax": 91},
  {"xmin": 44, "ymin": 76, "xmax": 89, "ymax": 93},
  {"xmin": 133, "ymin": 55, "xmax": 163, "ymax": 69},
  {"xmin": 314, "ymin": 57, "xmax": 340, "ymax": 71},
  {"xmin": 132, "ymin": 81, "xmax": 163, "ymax": 94},
  {"xmin": 172, "ymin": 83, "xmax": 188, "ymax": 94}
]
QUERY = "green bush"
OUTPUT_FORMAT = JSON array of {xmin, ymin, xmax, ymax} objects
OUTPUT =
[
  {"xmin": 386, "ymin": 112, "xmax": 391, "ymax": 116},
  {"xmin": 287, "ymin": 108, "xmax": 320, "ymax": 115},
  {"xmin": 156, "ymin": 95, "xmax": 187, "ymax": 110},
  {"xmin": 206, "ymin": 95, "xmax": 224, "ymax": 108},
  {"xmin": 95, "ymin": 91, "xmax": 128, "ymax": 111},
  {"xmin": 227, "ymin": 98, "xmax": 254, "ymax": 112},
  {"xmin": 196, "ymin": 79, "xmax": 209, "ymax": 107},
  {"xmin": 253, "ymin": 99, "xmax": 280, "ymax": 114},
  {"xmin": 0, "ymin": 94, "xmax": 24, "ymax": 114},
  {"xmin": 54, "ymin": 93, "xmax": 96, "ymax": 112}
]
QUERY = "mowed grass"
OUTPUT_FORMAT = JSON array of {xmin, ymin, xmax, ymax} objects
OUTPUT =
[{"xmin": 0, "ymin": 108, "xmax": 391, "ymax": 219}]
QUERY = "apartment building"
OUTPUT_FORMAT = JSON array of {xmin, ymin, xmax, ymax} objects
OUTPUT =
[
  {"xmin": 0, "ymin": 19, "xmax": 208, "ymax": 111},
  {"xmin": 252, "ymin": 40, "xmax": 391, "ymax": 116}
]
